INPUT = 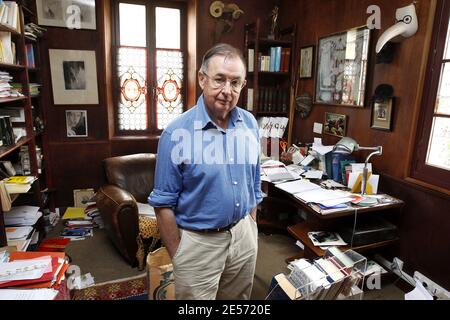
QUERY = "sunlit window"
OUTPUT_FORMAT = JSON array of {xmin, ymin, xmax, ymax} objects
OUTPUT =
[
  {"xmin": 426, "ymin": 20, "xmax": 450, "ymax": 171},
  {"xmin": 116, "ymin": 2, "xmax": 185, "ymax": 132}
]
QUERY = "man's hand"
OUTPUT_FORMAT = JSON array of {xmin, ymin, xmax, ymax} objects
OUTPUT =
[{"xmin": 154, "ymin": 207, "xmax": 181, "ymax": 259}]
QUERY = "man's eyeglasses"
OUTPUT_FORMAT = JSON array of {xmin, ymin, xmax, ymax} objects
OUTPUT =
[{"xmin": 202, "ymin": 73, "xmax": 246, "ymax": 93}]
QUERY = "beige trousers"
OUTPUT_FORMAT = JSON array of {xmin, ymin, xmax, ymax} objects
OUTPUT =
[{"xmin": 172, "ymin": 214, "xmax": 258, "ymax": 300}]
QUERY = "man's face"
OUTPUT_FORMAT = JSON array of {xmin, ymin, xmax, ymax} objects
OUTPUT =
[{"xmin": 198, "ymin": 55, "xmax": 246, "ymax": 121}]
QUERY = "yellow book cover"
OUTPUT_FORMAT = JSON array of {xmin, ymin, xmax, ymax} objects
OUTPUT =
[
  {"xmin": 4, "ymin": 176, "xmax": 34, "ymax": 184},
  {"xmin": 62, "ymin": 207, "xmax": 86, "ymax": 220}
]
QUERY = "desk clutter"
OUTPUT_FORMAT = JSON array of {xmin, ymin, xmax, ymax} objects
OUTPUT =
[{"xmin": 266, "ymin": 247, "xmax": 367, "ymax": 300}]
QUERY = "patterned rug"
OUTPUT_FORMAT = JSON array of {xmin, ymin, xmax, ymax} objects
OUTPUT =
[{"xmin": 71, "ymin": 274, "xmax": 148, "ymax": 300}]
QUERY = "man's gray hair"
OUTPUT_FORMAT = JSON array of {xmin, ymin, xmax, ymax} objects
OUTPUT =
[{"xmin": 200, "ymin": 43, "xmax": 246, "ymax": 74}]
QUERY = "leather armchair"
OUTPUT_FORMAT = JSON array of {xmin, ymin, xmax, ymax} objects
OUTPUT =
[{"xmin": 96, "ymin": 153, "xmax": 157, "ymax": 266}]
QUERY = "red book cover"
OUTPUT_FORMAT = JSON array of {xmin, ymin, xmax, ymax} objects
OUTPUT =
[{"xmin": 37, "ymin": 238, "xmax": 70, "ymax": 252}]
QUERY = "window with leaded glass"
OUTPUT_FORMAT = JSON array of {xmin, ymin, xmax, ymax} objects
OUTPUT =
[{"xmin": 114, "ymin": 1, "xmax": 186, "ymax": 133}]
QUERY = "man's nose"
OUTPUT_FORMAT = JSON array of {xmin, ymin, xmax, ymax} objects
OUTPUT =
[{"xmin": 221, "ymin": 80, "xmax": 232, "ymax": 94}]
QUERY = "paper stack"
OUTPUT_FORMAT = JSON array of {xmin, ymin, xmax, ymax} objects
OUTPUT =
[{"xmin": 3, "ymin": 206, "xmax": 42, "ymax": 227}]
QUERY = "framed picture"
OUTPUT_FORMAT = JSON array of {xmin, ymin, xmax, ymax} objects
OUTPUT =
[
  {"xmin": 371, "ymin": 98, "xmax": 394, "ymax": 131},
  {"xmin": 36, "ymin": 0, "xmax": 96, "ymax": 30},
  {"xmin": 299, "ymin": 46, "xmax": 314, "ymax": 79},
  {"xmin": 324, "ymin": 112, "xmax": 347, "ymax": 138},
  {"xmin": 49, "ymin": 49, "xmax": 99, "ymax": 105},
  {"xmin": 66, "ymin": 110, "xmax": 88, "ymax": 137},
  {"xmin": 73, "ymin": 188, "xmax": 95, "ymax": 207},
  {"xmin": 315, "ymin": 26, "xmax": 371, "ymax": 107}
]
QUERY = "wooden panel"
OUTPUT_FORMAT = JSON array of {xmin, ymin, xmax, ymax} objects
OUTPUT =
[
  {"xmin": 49, "ymin": 142, "xmax": 110, "ymax": 207},
  {"xmin": 110, "ymin": 137, "xmax": 159, "ymax": 157},
  {"xmin": 380, "ymin": 174, "xmax": 450, "ymax": 290}
]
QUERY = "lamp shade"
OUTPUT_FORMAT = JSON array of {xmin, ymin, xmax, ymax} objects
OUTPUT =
[{"xmin": 333, "ymin": 137, "xmax": 359, "ymax": 154}]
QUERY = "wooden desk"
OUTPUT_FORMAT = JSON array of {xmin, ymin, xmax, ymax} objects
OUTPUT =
[{"xmin": 262, "ymin": 181, "xmax": 404, "ymax": 258}]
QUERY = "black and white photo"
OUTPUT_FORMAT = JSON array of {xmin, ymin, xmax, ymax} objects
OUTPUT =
[
  {"xmin": 36, "ymin": 0, "xmax": 96, "ymax": 30},
  {"xmin": 66, "ymin": 110, "xmax": 88, "ymax": 137},
  {"xmin": 49, "ymin": 49, "xmax": 99, "ymax": 105},
  {"xmin": 63, "ymin": 61, "xmax": 86, "ymax": 90}
]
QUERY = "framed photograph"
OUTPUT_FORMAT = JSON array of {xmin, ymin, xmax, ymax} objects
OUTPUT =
[
  {"xmin": 66, "ymin": 110, "xmax": 88, "ymax": 137},
  {"xmin": 73, "ymin": 188, "xmax": 95, "ymax": 207},
  {"xmin": 315, "ymin": 26, "xmax": 371, "ymax": 107},
  {"xmin": 371, "ymin": 98, "xmax": 394, "ymax": 131},
  {"xmin": 324, "ymin": 112, "xmax": 347, "ymax": 138},
  {"xmin": 49, "ymin": 49, "xmax": 99, "ymax": 105},
  {"xmin": 299, "ymin": 46, "xmax": 314, "ymax": 79},
  {"xmin": 36, "ymin": 0, "xmax": 96, "ymax": 30}
]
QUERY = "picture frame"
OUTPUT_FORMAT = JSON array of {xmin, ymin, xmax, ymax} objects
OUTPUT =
[
  {"xmin": 324, "ymin": 112, "xmax": 347, "ymax": 138},
  {"xmin": 66, "ymin": 110, "xmax": 88, "ymax": 137},
  {"xmin": 371, "ymin": 97, "xmax": 394, "ymax": 131},
  {"xmin": 73, "ymin": 188, "xmax": 95, "ymax": 207},
  {"xmin": 36, "ymin": 0, "xmax": 96, "ymax": 30},
  {"xmin": 315, "ymin": 26, "xmax": 371, "ymax": 107},
  {"xmin": 49, "ymin": 49, "xmax": 99, "ymax": 105},
  {"xmin": 299, "ymin": 46, "xmax": 314, "ymax": 79}
]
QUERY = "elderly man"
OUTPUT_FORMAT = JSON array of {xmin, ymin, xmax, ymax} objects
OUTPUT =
[{"xmin": 149, "ymin": 43, "xmax": 262, "ymax": 300}]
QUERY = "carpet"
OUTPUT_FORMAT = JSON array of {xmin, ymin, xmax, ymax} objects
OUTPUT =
[{"xmin": 71, "ymin": 274, "xmax": 148, "ymax": 300}]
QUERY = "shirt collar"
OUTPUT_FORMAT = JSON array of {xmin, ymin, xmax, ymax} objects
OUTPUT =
[{"xmin": 195, "ymin": 95, "xmax": 243, "ymax": 132}]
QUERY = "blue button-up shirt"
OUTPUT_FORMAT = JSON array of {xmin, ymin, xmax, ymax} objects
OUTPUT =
[{"xmin": 148, "ymin": 95, "xmax": 263, "ymax": 230}]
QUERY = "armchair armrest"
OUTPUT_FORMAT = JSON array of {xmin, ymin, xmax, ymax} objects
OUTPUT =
[{"xmin": 96, "ymin": 184, "xmax": 140, "ymax": 266}]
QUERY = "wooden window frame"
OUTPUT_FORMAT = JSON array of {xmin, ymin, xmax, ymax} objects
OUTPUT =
[
  {"xmin": 111, "ymin": 0, "xmax": 187, "ymax": 136},
  {"xmin": 411, "ymin": 0, "xmax": 450, "ymax": 191}
]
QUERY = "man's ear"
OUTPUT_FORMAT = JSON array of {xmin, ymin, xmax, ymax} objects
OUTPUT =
[{"xmin": 198, "ymin": 71, "xmax": 206, "ymax": 90}]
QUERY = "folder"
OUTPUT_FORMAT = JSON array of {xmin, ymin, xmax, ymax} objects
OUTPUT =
[
  {"xmin": 0, "ymin": 257, "xmax": 59, "ymax": 288},
  {"xmin": 7, "ymin": 252, "xmax": 68, "ymax": 289}
]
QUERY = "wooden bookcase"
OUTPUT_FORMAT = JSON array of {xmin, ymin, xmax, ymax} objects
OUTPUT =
[
  {"xmin": 244, "ymin": 18, "xmax": 297, "ymax": 146},
  {"xmin": 0, "ymin": 1, "xmax": 50, "ymax": 248}
]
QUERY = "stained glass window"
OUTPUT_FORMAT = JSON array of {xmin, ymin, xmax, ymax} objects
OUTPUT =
[
  {"xmin": 156, "ymin": 49, "xmax": 184, "ymax": 129},
  {"xmin": 117, "ymin": 2, "xmax": 184, "ymax": 132},
  {"xmin": 117, "ymin": 47, "xmax": 148, "ymax": 130}
]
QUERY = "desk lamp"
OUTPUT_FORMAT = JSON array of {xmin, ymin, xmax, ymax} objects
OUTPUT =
[{"xmin": 333, "ymin": 137, "xmax": 383, "ymax": 195}]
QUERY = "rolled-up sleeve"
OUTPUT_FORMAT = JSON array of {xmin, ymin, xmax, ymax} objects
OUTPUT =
[
  {"xmin": 254, "ymin": 136, "xmax": 264, "ymax": 205},
  {"xmin": 148, "ymin": 130, "xmax": 182, "ymax": 208}
]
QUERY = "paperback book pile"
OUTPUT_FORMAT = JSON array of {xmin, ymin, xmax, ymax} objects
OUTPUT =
[
  {"xmin": 61, "ymin": 207, "xmax": 94, "ymax": 240},
  {"xmin": 0, "ymin": 1, "xmax": 20, "ymax": 32},
  {"xmin": 267, "ymin": 247, "xmax": 367, "ymax": 300},
  {"xmin": 85, "ymin": 202, "xmax": 104, "ymax": 229},
  {"xmin": 3, "ymin": 175, "xmax": 37, "ymax": 194},
  {"xmin": 0, "ymin": 71, "xmax": 22, "ymax": 98}
]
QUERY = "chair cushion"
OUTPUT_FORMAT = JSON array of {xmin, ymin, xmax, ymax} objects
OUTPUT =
[{"xmin": 136, "ymin": 216, "xmax": 161, "ymax": 270}]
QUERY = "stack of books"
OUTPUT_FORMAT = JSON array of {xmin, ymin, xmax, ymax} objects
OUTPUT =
[
  {"xmin": 61, "ymin": 207, "xmax": 94, "ymax": 240},
  {"xmin": 0, "ymin": 1, "xmax": 20, "ymax": 32},
  {"xmin": 3, "ymin": 175, "xmax": 37, "ymax": 194},
  {"xmin": 0, "ymin": 71, "xmax": 14, "ymax": 97}
]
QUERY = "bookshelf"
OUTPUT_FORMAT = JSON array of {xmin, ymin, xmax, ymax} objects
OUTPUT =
[
  {"xmin": 244, "ymin": 18, "xmax": 297, "ymax": 118},
  {"xmin": 0, "ymin": 1, "xmax": 49, "ymax": 248}
]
